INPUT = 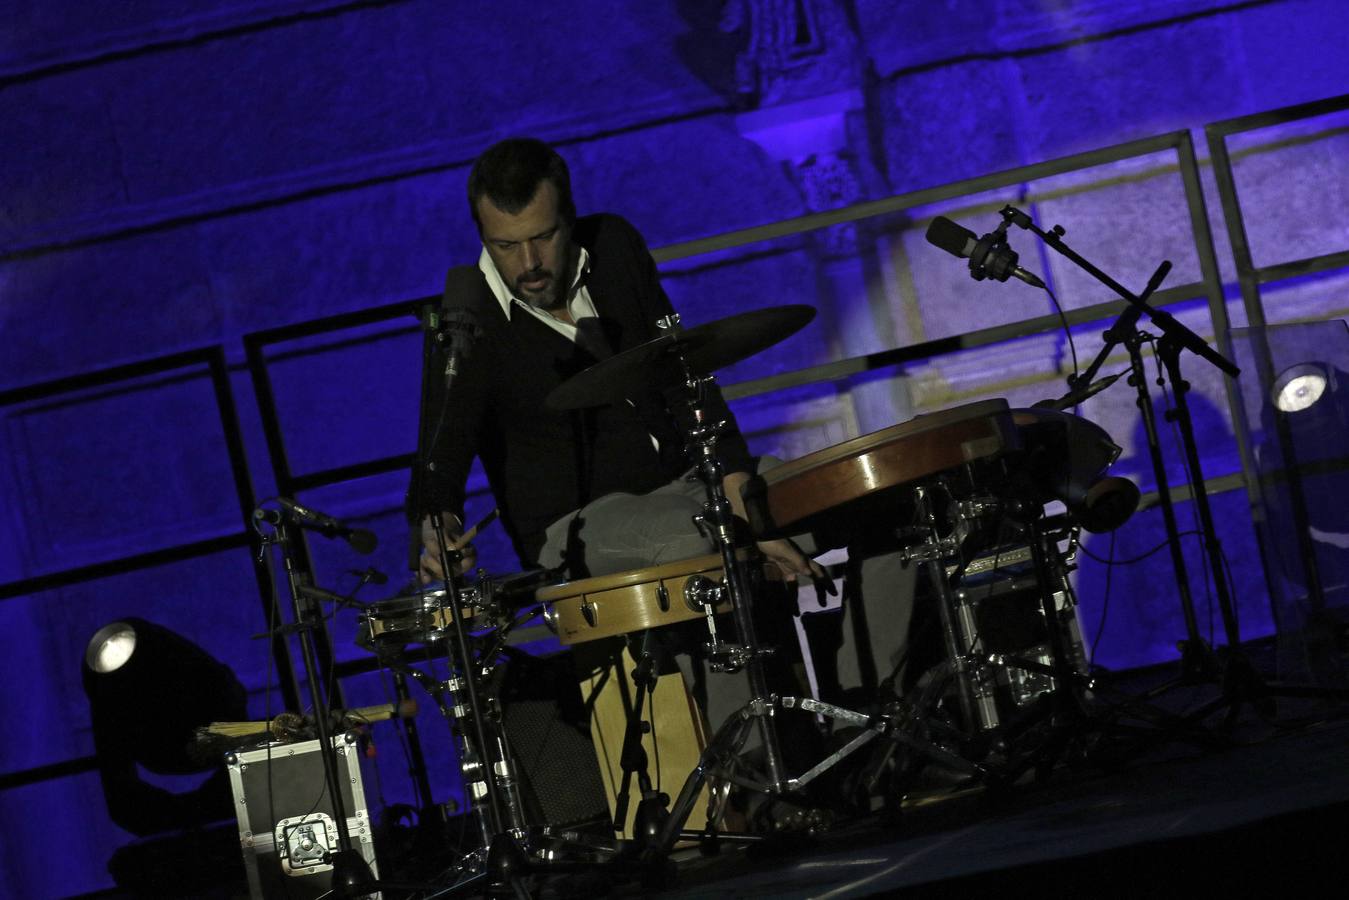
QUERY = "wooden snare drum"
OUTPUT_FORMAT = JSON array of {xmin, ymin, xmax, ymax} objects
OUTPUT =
[{"xmin": 537, "ymin": 554, "xmax": 734, "ymax": 646}]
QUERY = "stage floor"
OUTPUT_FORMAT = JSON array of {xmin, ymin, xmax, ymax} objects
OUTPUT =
[
  {"xmin": 78, "ymin": 651, "xmax": 1349, "ymax": 899},
  {"xmin": 650, "ymin": 678, "xmax": 1349, "ymax": 898}
]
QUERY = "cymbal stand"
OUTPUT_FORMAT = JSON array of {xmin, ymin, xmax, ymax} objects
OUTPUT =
[
  {"xmin": 393, "ymin": 525, "xmax": 528, "ymax": 899},
  {"xmin": 681, "ymin": 372, "xmax": 789, "ymax": 792},
  {"xmin": 647, "ymin": 352, "xmax": 988, "ymax": 864}
]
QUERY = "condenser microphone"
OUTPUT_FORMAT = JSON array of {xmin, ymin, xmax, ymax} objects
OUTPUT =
[
  {"xmin": 253, "ymin": 498, "xmax": 378, "ymax": 554},
  {"xmin": 440, "ymin": 307, "xmax": 480, "ymax": 389},
  {"xmin": 926, "ymin": 216, "xmax": 1045, "ymax": 288}
]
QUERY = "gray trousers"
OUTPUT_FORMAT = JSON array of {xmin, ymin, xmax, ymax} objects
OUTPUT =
[{"xmin": 537, "ymin": 462, "xmax": 916, "ymax": 730}]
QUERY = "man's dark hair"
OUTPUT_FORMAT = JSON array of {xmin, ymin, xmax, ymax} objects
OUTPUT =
[{"xmin": 468, "ymin": 138, "xmax": 576, "ymax": 232}]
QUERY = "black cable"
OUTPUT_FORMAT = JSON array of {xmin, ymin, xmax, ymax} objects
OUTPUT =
[
  {"xmin": 1089, "ymin": 531, "xmax": 1116, "ymax": 670},
  {"xmin": 1044, "ymin": 283, "xmax": 1081, "ymax": 387},
  {"xmin": 1078, "ymin": 528, "xmax": 1203, "ymax": 566}
]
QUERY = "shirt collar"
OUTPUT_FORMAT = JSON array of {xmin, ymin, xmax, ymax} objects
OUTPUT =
[{"xmin": 478, "ymin": 244, "xmax": 590, "ymax": 321}]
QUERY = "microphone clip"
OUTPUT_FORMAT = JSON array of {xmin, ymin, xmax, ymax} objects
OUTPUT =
[
  {"xmin": 252, "ymin": 498, "xmax": 378, "ymax": 555},
  {"xmin": 968, "ymin": 229, "xmax": 1018, "ymax": 283}
]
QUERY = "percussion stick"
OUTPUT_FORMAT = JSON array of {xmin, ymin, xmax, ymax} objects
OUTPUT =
[
  {"xmin": 452, "ymin": 507, "xmax": 499, "ymax": 549},
  {"xmin": 201, "ymin": 699, "xmax": 418, "ymax": 738}
]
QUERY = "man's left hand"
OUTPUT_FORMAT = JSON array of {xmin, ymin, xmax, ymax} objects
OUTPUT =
[{"xmin": 756, "ymin": 537, "xmax": 828, "ymax": 584}]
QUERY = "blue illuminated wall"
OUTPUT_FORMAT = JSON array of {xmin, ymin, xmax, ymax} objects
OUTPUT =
[{"xmin": 3, "ymin": 1, "xmax": 1348, "ymax": 896}]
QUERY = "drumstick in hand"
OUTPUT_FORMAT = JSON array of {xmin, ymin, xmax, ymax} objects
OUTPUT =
[{"xmin": 452, "ymin": 507, "xmax": 499, "ymax": 549}]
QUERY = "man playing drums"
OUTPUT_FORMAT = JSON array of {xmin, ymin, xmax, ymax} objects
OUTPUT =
[{"xmin": 408, "ymin": 137, "xmax": 911, "ymax": 736}]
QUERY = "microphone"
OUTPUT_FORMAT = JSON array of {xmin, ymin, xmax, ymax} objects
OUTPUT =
[
  {"xmin": 926, "ymin": 216, "xmax": 1045, "ymax": 288},
  {"xmin": 253, "ymin": 498, "xmax": 378, "ymax": 555},
  {"xmin": 439, "ymin": 307, "xmax": 480, "ymax": 389}
]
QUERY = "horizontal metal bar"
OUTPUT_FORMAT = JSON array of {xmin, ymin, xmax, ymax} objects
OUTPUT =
[
  {"xmin": 653, "ymin": 131, "xmax": 1188, "ymax": 264},
  {"xmin": 0, "ymin": 346, "xmax": 220, "ymax": 407},
  {"xmin": 1254, "ymin": 249, "xmax": 1349, "ymax": 285},
  {"xmin": 0, "ymin": 756, "xmax": 98, "ymax": 793},
  {"xmin": 332, "ymin": 654, "xmax": 389, "ymax": 680},
  {"xmin": 0, "ymin": 534, "xmax": 252, "ymax": 602},
  {"xmin": 287, "ymin": 454, "xmax": 416, "ymax": 493},
  {"xmin": 244, "ymin": 295, "xmax": 433, "ymax": 350},
  {"xmin": 1204, "ymin": 93, "xmax": 1349, "ymax": 140},
  {"xmin": 723, "ymin": 283, "xmax": 1208, "ymax": 401},
  {"xmin": 1136, "ymin": 472, "xmax": 1248, "ymax": 512}
]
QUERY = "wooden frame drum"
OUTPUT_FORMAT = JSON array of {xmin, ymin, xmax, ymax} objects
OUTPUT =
[{"xmin": 538, "ymin": 554, "xmax": 734, "ymax": 646}]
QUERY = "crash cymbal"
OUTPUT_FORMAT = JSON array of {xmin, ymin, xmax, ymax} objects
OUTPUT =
[{"xmin": 545, "ymin": 304, "xmax": 816, "ymax": 410}]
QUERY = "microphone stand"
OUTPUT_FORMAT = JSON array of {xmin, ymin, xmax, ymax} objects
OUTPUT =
[
  {"xmin": 997, "ymin": 204, "xmax": 1349, "ymax": 725},
  {"xmin": 265, "ymin": 518, "xmax": 378, "ymax": 898},
  {"xmin": 410, "ymin": 305, "xmax": 619, "ymax": 897},
  {"xmin": 408, "ymin": 304, "xmax": 537, "ymax": 899}
]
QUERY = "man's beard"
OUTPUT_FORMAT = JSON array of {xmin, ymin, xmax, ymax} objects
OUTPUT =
[
  {"xmin": 513, "ymin": 245, "xmax": 574, "ymax": 312},
  {"xmin": 514, "ymin": 270, "xmax": 563, "ymax": 311}
]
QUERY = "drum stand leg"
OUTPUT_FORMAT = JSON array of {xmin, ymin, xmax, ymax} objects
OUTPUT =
[
  {"xmin": 610, "ymin": 633, "xmax": 677, "ymax": 847},
  {"xmin": 840, "ymin": 482, "xmax": 1016, "ymax": 799},
  {"xmin": 643, "ymin": 388, "xmax": 998, "ymax": 873},
  {"xmin": 961, "ymin": 514, "xmax": 1227, "ymax": 786}
]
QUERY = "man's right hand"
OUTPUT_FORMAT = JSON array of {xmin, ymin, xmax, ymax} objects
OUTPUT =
[{"xmin": 419, "ymin": 514, "xmax": 477, "ymax": 583}]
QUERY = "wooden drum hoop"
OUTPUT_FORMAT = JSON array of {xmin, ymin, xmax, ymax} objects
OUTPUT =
[{"xmin": 537, "ymin": 553, "xmax": 738, "ymax": 646}]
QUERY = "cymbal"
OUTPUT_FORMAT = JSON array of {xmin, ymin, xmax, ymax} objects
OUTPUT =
[{"xmin": 545, "ymin": 304, "xmax": 816, "ymax": 410}]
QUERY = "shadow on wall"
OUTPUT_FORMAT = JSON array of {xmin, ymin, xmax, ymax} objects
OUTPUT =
[{"xmin": 675, "ymin": 0, "xmax": 752, "ymax": 104}]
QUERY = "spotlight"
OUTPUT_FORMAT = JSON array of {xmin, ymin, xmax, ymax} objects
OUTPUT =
[
  {"xmin": 82, "ymin": 618, "xmax": 247, "ymax": 833},
  {"xmin": 86, "ymin": 621, "xmax": 138, "ymax": 674},
  {"xmin": 1264, "ymin": 362, "xmax": 1349, "ymax": 450},
  {"xmin": 1272, "ymin": 362, "xmax": 1332, "ymax": 413}
]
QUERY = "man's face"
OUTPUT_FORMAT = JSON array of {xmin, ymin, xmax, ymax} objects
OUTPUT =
[{"xmin": 477, "ymin": 180, "xmax": 573, "ymax": 312}]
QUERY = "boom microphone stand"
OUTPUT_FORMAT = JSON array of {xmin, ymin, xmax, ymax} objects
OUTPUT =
[
  {"xmin": 996, "ymin": 204, "xmax": 1349, "ymax": 724},
  {"xmin": 258, "ymin": 516, "xmax": 379, "ymax": 898}
]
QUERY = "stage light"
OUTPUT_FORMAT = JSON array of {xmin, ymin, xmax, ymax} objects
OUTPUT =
[
  {"xmin": 86, "ymin": 622, "xmax": 137, "ymax": 674},
  {"xmin": 82, "ymin": 618, "xmax": 248, "ymax": 834},
  {"xmin": 1272, "ymin": 362, "xmax": 1331, "ymax": 413}
]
